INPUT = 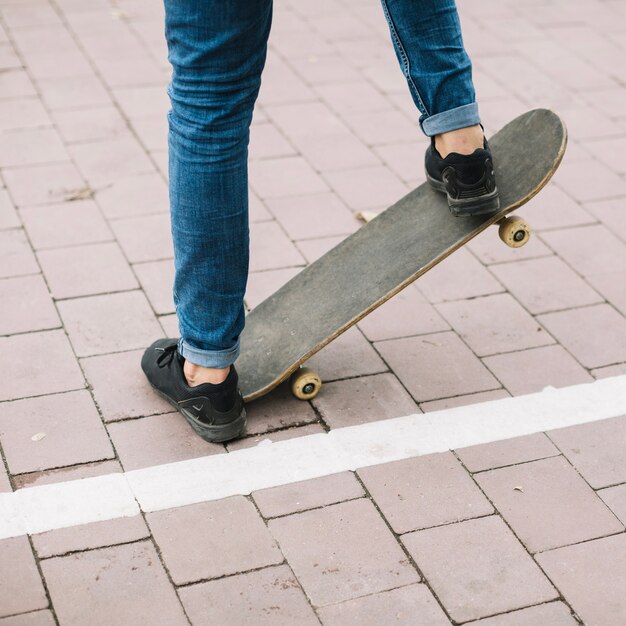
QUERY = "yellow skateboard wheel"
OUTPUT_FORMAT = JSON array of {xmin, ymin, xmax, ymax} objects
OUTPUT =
[
  {"xmin": 290, "ymin": 367, "xmax": 322, "ymax": 400},
  {"xmin": 498, "ymin": 215, "xmax": 531, "ymax": 248}
]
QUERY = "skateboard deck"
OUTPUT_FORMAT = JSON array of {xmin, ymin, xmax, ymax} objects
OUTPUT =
[{"xmin": 238, "ymin": 108, "xmax": 567, "ymax": 402}]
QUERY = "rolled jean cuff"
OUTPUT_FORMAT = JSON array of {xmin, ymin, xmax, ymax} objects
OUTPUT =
[
  {"xmin": 178, "ymin": 337, "xmax": 240, "ymax": 369},
  {"xmin": 421, "ymin": 103, "xmax": 481, "ymax": 137}
]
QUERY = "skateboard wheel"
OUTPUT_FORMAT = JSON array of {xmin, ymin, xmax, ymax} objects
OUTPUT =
[
  {"xmin": 498, "ymin": 215, "xmax": 531, "ymax": 248},
  {"xmin": 290, "ymin": 367, "xmax": 322, "ymax": 400}
]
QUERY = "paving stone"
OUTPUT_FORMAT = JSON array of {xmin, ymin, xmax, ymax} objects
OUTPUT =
[
  {"xmin": 131, "ymin": 114, "xmax": 168, "ymax": 152},
  {"xmin": 0, "ymin": 274, "xmax": 60, "ymax": 335},
  {"xmin": 20, "ymin": 200, "xmax": 113, "ymax": 250},
  {"xmin": 315, "ymin": 81, "xmax": 391, "ymax": 117},
  {"xmin": 147, "ymin": 497, "xmax": 283, "ymax": 584},
  {"xmin": 1, "ymin": 162, "xmax": 85, "ymax": 208},
  {"xmin": 296, "ymin": 235, "xmax": 346, "ymax": 264},
  {"xmin": 0, "ymin": 69, "xmax": 37, "ymax": 100},
  {"xmin": 585, "ymin": 198, "xmax": 626, "ymax": 243},
  {"xmin": 598, "ymin": 483, "xmax": 626, "ymax": 525},
  {"xmin": 68, "ymin": 135, "xmax": 155, "ymax": 186},
  {"xmin": 373, "ymin": 140, "xmax": 428, "ymax": 183},
  {"xmin": 343, "ymin": 109, "xmax": 420, "ymax": 146},
  {"xmin": 489, "ymin": 256, "xmax": 602, "ymax": 314},
  {"xmin": 359, "ymin": 452, "xmax": 493, "ymax": 533},
  {"xmin": 436, "ymin": 294, "xmax": 554, "ymax": 357},
  {"xmin": 521, "ymin": 182, "xmax": 594, "ymax": 231},
  {"xmin": 249, "ymin": 122, "xmax": 296, "ymax": 161},
  {"xmin": 483, "ymin": 345, "xmax": 593, "ymax": 395},
  {"xmin": 584, "ymin": 136, "xmax": 626, "ymax": 176},
  {"xmin": 540, "ymin": 224, "xmax": 626, "ymax": 277},
  {"xmin": 591, "ymin": 362, "xmax": 626, "ymax": 379},
  {"xmin": 81, "ymin": 349, "xmax": 171, "ymax": 422},
  {"xmin": 416, "ymin": 248, "xmax": 503, "ymax": 304},
  {"xmin": 0, "ymin": 230, "xmax": 39, "ymax": 279},
  {"xmin": 13, "ymin": 460, "xmax": 122, "ymax": 490},
  {"xmin": 587, "ymin": 269, "xmax": 626, "ymax": 317},
  {"xmin": 538, "ymin": 304, "xmax": 626, "ymax": 369},
  {"xmin": 402, "ymin": 516, "xmax": 557, "ymax": 623},
  {"xmin": 0, "ymin": 536, "xmax": 48, "ymax": 618},
  {"xmin": 0, "ymin": 188, "xmax": 19, "ymax": 230},
  {"xmin": 547, "ymin": 415, "xmax": 626, "ymax": 488},
  {"xmin": 95, "ymin": 172, "xmax": 168, "ymax": 220},
  {"xmin": 253, "ymin": 471, "xmax": 364, "ymax": 518},
  {"xmin": 307, "ymin": 326, "xmax": 387, "ymax": 381},
  {"xmin": 243, "ymin": 380, "xmax": 319, "ymax": 435},
  {"xmin": 477, "ymin": 456, "xmax": 623, "ymax": 553},
  {"xmin": 109, "ymin": 213, "xmax": 173, "ymax": 263},
  {"xmin": 468, "ymin": 228, "xmax": 552, "ymax": 265},
  {"xmin": 465, "ymin": 601, "xmax": 579, "ymax": 626},
  {"xmin": 0, "ymin": 97, "xmax": 51, "ymax": 132},
  {"xmin": 32, "ymin": 515, "xmax": 150, "ymax": 559},
  {"xmin": 250, "ymin": 156, "xmax": 328, "ymax": 199},
  {"xmin": 0, "ymin": 330, "xmax": 84, "ymax": 402},
  {"xmin": 41, "ymin": 541, "xmax": 188, "ymax": 626},
  {"xmin": 0, "ymin": 461, "xmax": 10, "ymax": 493},
  {"xmin": 0, "ymin": 390, "xmax": 114, "ymax": 474},
  {"xmin": 554, "ymin": 156, "xmax": 626, "ymax": 202},
  {"xmin": 376, "ymin": 332, "xmax": 499, "ymax": 403},
  {"xmin": 179, "ymin": 564, "xmax": 319, "ymax": 626},
  {"xmin": 227, "ymin": 423, "xmax": 326, "ymax": 452},
  {"xmin": 0, "ymin": 610, "xmax": 56, "ymax": 626},
  {"xmin": 455, "ymin": 432, "xmax": 560, "ymax": 473},
  {"xmin": 269, "ymin": 499, "xmax": 419, "ymax": 607},
  {"xmin": 58, "ymin": 291, "xmax": 163, "ymax": 358},
  {"xmin": 133, "ymin": 259, "xmax": 174, "ymax": 314},
  {"xmin": 107, "ymin": 412, "xmax": 224, "ymax": 471},
  {"xmin": 312, "ymin": 372, "xmax": 418, "ymax": 429},
  {"xmin": 37, "ymin": 75, "xmax": 111, "ymax": 110},
  {"xmin": 357, "ymin": 284, "xmax": 449, "ymax": 342},
  {"xmin": 249, "ymin": 191, "xmax": 271, "ymax": 222},
  {"xmin": 266, "ymin": 192, "xmax": 358, "ymax": 240},
  {"xmin": 0, "ymin": 127, "xmax": 68, "ymax": 167},
  {"xmin": 38, "ymin": 242, "xmax": 138, "ymax": 299},
  {"xmin": 420, "ymin": 389, "xmax": 510, "ymax": 412},
  {"xmin": 112, "ymin": 85, "xmax": 169, "ymax": 119},
  {"xmin": 317, "ymin": 583, "xmax": 452, "ymax": 626},
  {"xmin": 24, "ymin": 49, "xmax": 93, "ymax": 81},
  {"xmin": 256, "ymin": 53, "xmax": 316, "ymax": 107},
  {"xmin": 536, "ymin": 534, "xmax": 626, "ymax": 626},
  {"xmin": 323, "ymin": 165, "xmax": 407, "ymax": 211},
  {"xmin": 51, "ymin": 105, "xmax": 128, "ymax": 144},
  {"xmin": 245, "ymin": 267, "xmax": 301, "ymax": 310},
  {"xmin": 250, "ymin": 220, "xmax": 306, "ymax": 271}
]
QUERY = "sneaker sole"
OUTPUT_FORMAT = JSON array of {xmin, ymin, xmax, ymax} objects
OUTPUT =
[
  {"xmin": 426, "ymin": 174, "xmax": 501, "ymax": 217},
  {"xmin": 149, "ymin": 384, "xmax": 247, "ymax": 443}
]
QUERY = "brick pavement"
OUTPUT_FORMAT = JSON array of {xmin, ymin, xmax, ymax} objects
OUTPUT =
[{"xmin": 1, "ymin": 0, "xmax": 626, "ymax": 623}]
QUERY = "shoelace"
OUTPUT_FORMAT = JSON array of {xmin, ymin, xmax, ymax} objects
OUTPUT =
[{"xmin": 155, "ymin": 343, "xmax": 178, "ymax": 368}]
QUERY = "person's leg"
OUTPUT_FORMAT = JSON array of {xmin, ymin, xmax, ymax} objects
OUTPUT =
[
  {"xmin": 166, "ymin": 0, "xmax": 272, "ymax": 380},
  {"xmin": 379, "ymin": 0, "xmax": 479, "ymax": 141},
  {"xmin": 380, "ymin": 0, "xmax": 499, "ymax": 216},
  {"xmin": 141, "ymin": 0, "xmax": 272, "ymax": 443}
]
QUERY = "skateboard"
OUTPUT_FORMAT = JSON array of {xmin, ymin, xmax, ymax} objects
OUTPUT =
[{"xmin": 238, "ymin": 108, "xmax": 567, "ymax": 402}]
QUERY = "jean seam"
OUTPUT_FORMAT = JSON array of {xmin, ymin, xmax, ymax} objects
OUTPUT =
[{"xmin": 380, "ymin": 0, "xmax": 429, "ymax": 117}]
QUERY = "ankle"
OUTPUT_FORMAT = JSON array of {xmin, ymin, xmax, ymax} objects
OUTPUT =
[
  {"xmin": 184, "ymin": 362, "xmax": 230, "ymax": 386},
  {"xmin": 435, "ymin": 124, "xmax": 484, "ymax": 158}
]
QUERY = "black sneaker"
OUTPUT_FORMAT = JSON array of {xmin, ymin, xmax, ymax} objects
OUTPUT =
[
  {"xmin": 425, "ymin": 137, "xmax": 500, "ymax": 216},
  {"xmin": 141, "ymin": 338, "xmax": 246, "ymax": 443}
]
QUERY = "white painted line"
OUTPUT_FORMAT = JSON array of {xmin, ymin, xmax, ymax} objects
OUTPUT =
[{"xmin": 0, "ymin": 375, "xmax": 625, "ymax": 540}]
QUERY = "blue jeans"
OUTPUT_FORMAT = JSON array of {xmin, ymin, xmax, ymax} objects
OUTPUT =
[{"xmin": 164, "ymin": 0, "xmax": 479, "ymax": 368}]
